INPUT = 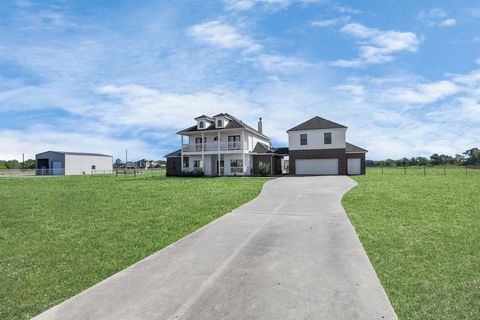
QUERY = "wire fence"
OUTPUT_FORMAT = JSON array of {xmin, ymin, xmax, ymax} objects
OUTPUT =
[
  {"xmin": 366, "ymin": 166, "xmax": 480, "ymax": 176},
  {"xmin": 0, "ymin": 168, "xmax": 166, "ymax": 177}
]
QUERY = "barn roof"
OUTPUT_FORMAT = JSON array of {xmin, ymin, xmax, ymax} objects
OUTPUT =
[{"xmin": 36, "ymin": 151, "xmax": 112, "ymax": 157}]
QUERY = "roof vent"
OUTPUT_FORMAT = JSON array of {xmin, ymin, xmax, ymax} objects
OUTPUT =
[{"xmin": 258, "ymin": 117, "xmax": 263, "ymax": 134}]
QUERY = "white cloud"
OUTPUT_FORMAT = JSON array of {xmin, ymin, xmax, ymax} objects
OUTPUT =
[
  {"xmin": 187, "ymin": 20, "xmax": 262, "ymax": 52},
  {"xmin": 331, "ymin": 4, "xmax": 361, "ymax": 14},
  {"xmin": 440, "ymin": 18, "xmax": 457, "ymax": 27},
  {"xmin": 310, "ymin": 16, "xmax": 350, "ymax": 27},
  {"xmin": 256, "ymin": 54, "xmax": 311, "ymax": 72},
  {"xmin": 0, "ymin": 126, "xmax": 154, "ymax": 161},
  {"xmin": 417, "ymin": 9, "xmax": 457, "ymax": 27},
  {"xmin": 224, "ymin": 0, "xmax": 324, "ymax": 11},
  {"xmin": 380, "ymin": 80, "xmax": 459, "ymax": 104},
  {"xmin": 476, "ymin": 58, "xmax": 480, "ymax": 65},
  {"xmin": 332, "ymin": 23, "xmax": 420, "ymax": 67}
]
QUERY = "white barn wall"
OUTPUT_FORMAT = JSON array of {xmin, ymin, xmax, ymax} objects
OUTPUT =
[{"xmin": 64, "ymin": 155, "xmax": 113, "ymax": 175}]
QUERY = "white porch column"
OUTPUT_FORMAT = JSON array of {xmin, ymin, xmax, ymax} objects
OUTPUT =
[
  {"xmin": 217, "ymin": 131, "xmax": 221, "ymax": 176},
  {"xmin": 201, "ymin": 132, "xmax": 205, "ymax": 173},
  {"xmin": 242, "ymin": 131, "xmax": 246, "ymax": 175},
  {"xmin": 180, "ymin": 134, "xmax": 184, "ymax": 172}
]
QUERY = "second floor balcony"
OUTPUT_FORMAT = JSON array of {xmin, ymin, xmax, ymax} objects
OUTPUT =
[{"xmin": 182, "ymin": 142, "xmax": 244, "ymax": 152}]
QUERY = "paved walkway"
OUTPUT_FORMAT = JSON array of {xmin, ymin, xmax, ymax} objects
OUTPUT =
[{"xmin": 34, "ymin": 176, "xmax": 397, "ymax": 320}]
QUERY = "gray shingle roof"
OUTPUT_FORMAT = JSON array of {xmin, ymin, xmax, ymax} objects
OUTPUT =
[
  {"xmin": 178, "ymin": 113, "xmax": 269, "ymax": 140},
  {"xmin": 346, "ymin": 142, "xmax": 368, "ymax": 153},
  {"xmin": 287, "ymin": 116, "xmax": 347, "ymax": 132},
  {"xmin": 36, "ymin": 151, "xmax": 112, "ymax": 157},
  {"xmin": 164, "ymin": 149, "xmax": 182, "ymax": 157}
]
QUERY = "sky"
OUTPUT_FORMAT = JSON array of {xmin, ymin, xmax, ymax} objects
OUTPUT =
[{"xmin": 0, "ymin": 0, "xmax": 479, "ymax": 161}]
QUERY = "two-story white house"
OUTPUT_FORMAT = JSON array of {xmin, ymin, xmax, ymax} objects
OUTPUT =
[{"xmin": 165, "ymin": 113, "xmax": 286, "ymax": 176}]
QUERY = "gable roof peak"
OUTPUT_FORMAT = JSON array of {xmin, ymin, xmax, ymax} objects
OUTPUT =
[{"xmin": 287, "ymin": 116, "xmax": 347, "ymax": 132}]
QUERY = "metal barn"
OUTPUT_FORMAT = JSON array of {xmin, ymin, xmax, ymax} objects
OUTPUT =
[{"xmin": 35, "ymin": 151, "xmax": 113, "ymax": 175}]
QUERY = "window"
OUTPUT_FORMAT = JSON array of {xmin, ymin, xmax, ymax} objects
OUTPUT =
[
  {"xmin": 230, "ymin": 159, "xmax": 243, "ymax": 173},
  {"xmin": 228, "ymin": 135, "xmax": 241, "ymax": 150},
  {"xmin": 324, "ymin": 132, "xmax": 332, "ymax": 144},
  {"xmin": 300, "ymin": 134, "xmax": 307, "ymax": 145},
  {"xmin": 193, "ymin": 160, "xmax": 201, "ymax": 168},
  {"xmin": 91, "ymin": 165, "xmax": 96, "ymax": 170},
  {"xmin": 199, "ymin": 121, "xmax": 204, "ymax": 129},
  {"xmin": 183, "ymin": 157, "xmax": 189, "ymax": 167},
  {"xmin": 217, "ymin": 119, "xmax": 223, "ymax": 127}
]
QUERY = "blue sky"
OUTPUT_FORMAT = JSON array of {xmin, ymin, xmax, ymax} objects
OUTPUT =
[{"xmin": 1, "ymin": 0, "xmax": 479, "ymax": 160}]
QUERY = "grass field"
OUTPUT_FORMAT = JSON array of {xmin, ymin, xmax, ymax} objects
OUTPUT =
[
  {"xmin": 343, "ymin": 167, "xmax": 480, "ymax": 319},
  {"xmin": 0, "ymin": 173, "xmax": 268, "ymax": 319}
]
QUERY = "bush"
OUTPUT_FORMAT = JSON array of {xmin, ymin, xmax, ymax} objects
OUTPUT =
[
  {"xmin": 180, "ymin": 170, "xmax": 205, "ymax": 177},
  {"xmin": 257, "ymin": 161, "xmax": 271, "ymax": 177}
]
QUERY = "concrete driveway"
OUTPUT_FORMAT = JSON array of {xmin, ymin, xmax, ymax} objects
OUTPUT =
[{"xmin": 34, "ymin": 176, "xmax": 397, "ymax": 320}]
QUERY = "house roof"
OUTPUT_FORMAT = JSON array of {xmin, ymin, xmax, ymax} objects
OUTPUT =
[
  {"xmin": 36, "ymin": 151, "xmax": 112, "ymax": 157},
  {"xmin": 271, "ymin": 147, "xmax": 289, "ymax": 155},
  {"xmin": 212, "ymin": 113, "xmax": 232, "ymax": 118},
  {"xmin": 346, "ymin": 142, "xmax": 368, "ymax": 153},
  {"xmin": 251, "ymin": 143, "xmax": 289, "ymax": 155},
  {"xmin": 287, "ymin": 116, "xmax": 347, "ymax": 132},
  {"xmin": 194, "ymin": 115, "xmax": 214, "ymax": 121},
  {"xmin": 164, "ymin": 149, "xmax": 181, "ymax": 157},
  {"xmin": 252, "ymin": 142, "xmax": 270, "ymax": 153},
  {"xmin": 178, "ymin": 113, "xmax": 269, "ymax": 140}
]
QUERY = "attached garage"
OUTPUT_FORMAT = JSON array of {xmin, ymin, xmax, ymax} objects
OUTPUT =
[
  {"xmin": 347, "ymin": 158, "xmax": 361, "ymax": 175},
  {"xmin": 295, "ymin": 159, "xmax": 339, "ymax": 175}
]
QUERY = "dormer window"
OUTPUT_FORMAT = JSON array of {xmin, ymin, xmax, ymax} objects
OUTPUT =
[
  {"xmin": 199, "ymin": 121, "xmax": 204, "ymax": 129},
  {"xmin": 217, "ymin": 119, "xmax": 223, "ymax": 128}
]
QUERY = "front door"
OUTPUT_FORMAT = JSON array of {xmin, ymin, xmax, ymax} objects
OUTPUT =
[{"xmin": 216, "ymin": 160, "xmax": 224, "ymax": 175}]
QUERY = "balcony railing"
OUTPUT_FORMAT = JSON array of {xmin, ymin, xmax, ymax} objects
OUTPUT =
[{"xmin": 182, "ymin": 142, "xmax": 244, "ymax": 152}]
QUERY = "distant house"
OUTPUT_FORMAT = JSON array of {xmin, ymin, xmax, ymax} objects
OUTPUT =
[
  {"xmin": 35, "ymin": 151, "xmax": 113, "ymax": 175},
  {"xmin": 165, "ymin": 113, "xmax": 286, "ymax": 176},
  {"xmin": 287, "ymin": 116, "xmax": 367, "ymax": 175}
]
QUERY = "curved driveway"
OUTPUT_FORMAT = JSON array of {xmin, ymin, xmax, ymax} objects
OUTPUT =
[{"xmin": 34, "ymin": 176, "xmax": 397, "ymax": 320}]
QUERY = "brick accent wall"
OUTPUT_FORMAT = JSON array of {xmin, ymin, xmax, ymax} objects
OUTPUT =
[
  {"xmin": 289, "ymin": 148, "xmax": 347, "ymax": 175},
  {"xmin": 346, "ymin": 153, "xmax": 366, "ymax": 175}
]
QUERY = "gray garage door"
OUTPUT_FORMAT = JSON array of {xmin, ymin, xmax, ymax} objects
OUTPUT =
[{"xmin": 295, "ymin": 159, "xmax": 339, "ymax": 175}]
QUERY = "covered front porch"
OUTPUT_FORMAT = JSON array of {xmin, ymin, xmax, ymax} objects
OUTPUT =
[{"xmin": 182, "ymin": 153, "xmax": 251, "ymax": 176}]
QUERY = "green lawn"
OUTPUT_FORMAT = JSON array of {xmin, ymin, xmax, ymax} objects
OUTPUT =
[
  {"xmin": 0, "ymin": 173, "xmax": 268, "ymax": 319},
  {"xmin": 343, "ymin": 168, "xmax": 480, "ymax": 320}
]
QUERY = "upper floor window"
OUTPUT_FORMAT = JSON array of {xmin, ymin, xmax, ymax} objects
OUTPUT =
[
  {"xmin": 228, "ymin": 135, "xmax": 241, "ymax": 150},
  {"xmin": 324, "ymin": 132, "xmax": 332, "ymax": 144},
  {"xmin": 217, "ymin": 119, "xmax": 223, "ymax": 127},
  {"xmin": 300, "ymin": 134, "xmax": 307, "ymax": 145},
  {"xmin": 199, "ymin": 121, "xmax": 204, "ymax": 129}
]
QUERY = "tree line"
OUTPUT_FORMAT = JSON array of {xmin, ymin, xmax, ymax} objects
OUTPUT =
[
  {"xmin": 0, "ymin": 159, "xmax": 35, "ymax": 169},
  {"xmin": 366, "ymin": 148, "xmax": 480, "ymax": 167}
]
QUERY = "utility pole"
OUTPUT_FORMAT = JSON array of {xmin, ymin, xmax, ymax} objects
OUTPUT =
[
  {"xmin": 125, "ymin": 149, "xmax": 128, "ymax": 167},
  {"xmin": 22, "ymin": 153, "xmax": 25, "ymax": 169}
]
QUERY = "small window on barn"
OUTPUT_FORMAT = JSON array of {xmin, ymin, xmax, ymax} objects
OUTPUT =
[
  {"xmin": 324, "ymin": 132, "xmax": 332, "ymax": 144},
  {"xmin": 91, "ymin": 165, "xmax": 96, "ymax": 170},
  {"xmin": 300, "ymin": 134, "xmax": 307, "ymax": 145},
  {"xmin": 199, "ymin": 121, "xmax": 204, "ymax": 129},
  {"xmin": 217, "ymin": 119, "xmax": 223, "ymax": 127}
]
